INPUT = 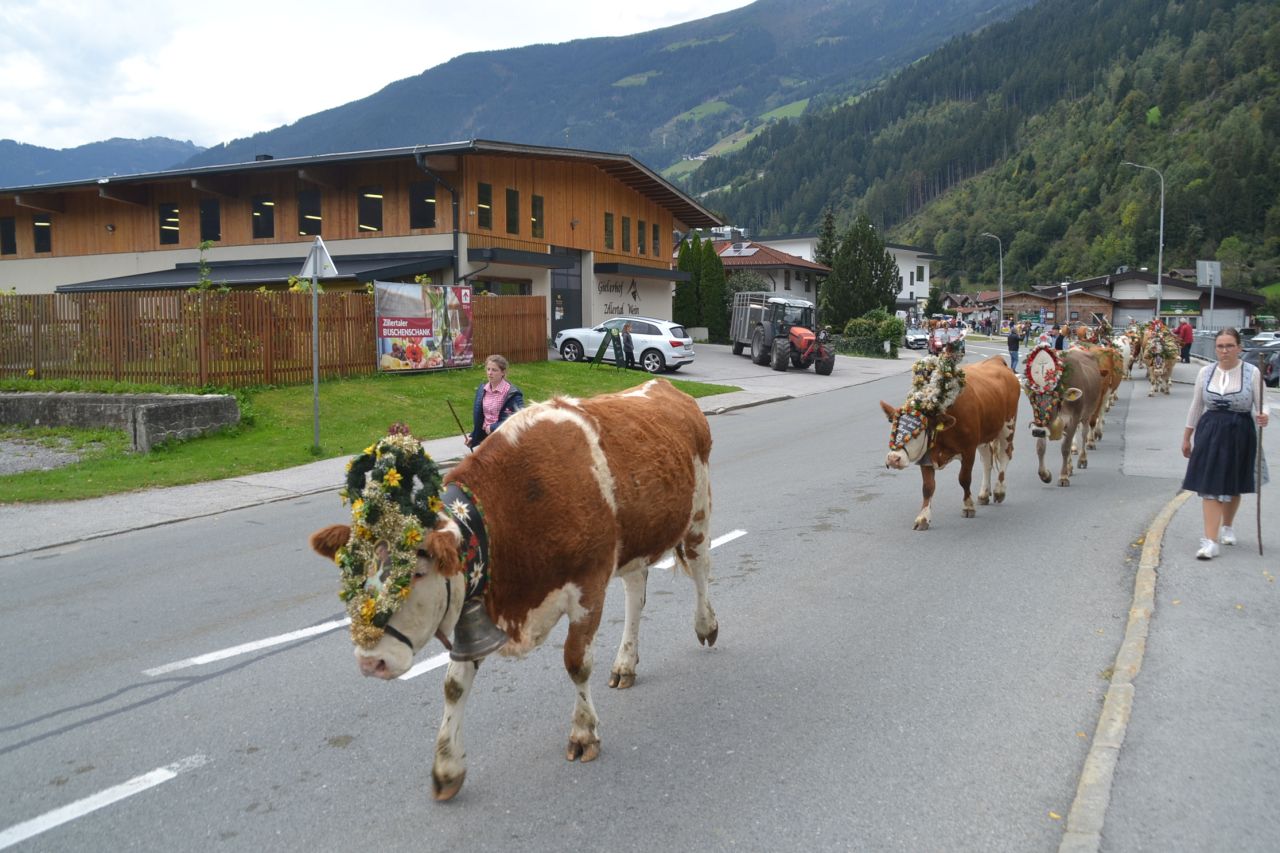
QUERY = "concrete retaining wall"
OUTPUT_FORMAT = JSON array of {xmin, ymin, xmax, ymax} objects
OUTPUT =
[{"xmin": 0, "ymin": 393, "xmax": 240, "ymax": 452}]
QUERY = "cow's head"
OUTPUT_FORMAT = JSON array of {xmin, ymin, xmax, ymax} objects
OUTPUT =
[
  {"xmin": 309, "ymin": 431, "xmax": 466, "ymax": 679},
  {"xmin": 1021, "ymin": 345, "xmax": 1080, "ymax": 439},
  {"xmin": 881, "ymin": 401, "xmax": 954, "ymax": 468}
]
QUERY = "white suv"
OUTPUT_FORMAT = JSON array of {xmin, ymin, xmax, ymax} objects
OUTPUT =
[{"xmin": 554, "ymin": 316, "xmax": 695, "ymax": 373}]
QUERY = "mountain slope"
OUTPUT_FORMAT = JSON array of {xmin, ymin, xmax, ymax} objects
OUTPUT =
[
  {"xmin": 691, "ymin": 0, "xmax": 1280, "ymax": 290},
  {"xmin": 184, "ymin": 0, "xmax": 1033, "ymax": 171},
  {"xmin": 0, "ymin": 137, "xmax": 204, "ymax": 188}
]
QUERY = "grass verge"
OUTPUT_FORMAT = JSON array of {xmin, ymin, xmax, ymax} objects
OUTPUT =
[{"xmin": 0, "ymin": 363, "xmax": 737, "ymax": 503}]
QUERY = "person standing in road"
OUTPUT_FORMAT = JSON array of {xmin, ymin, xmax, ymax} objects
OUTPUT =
[
  {"xmin": 466, "ymin": 354, "xmax": 524, "ymax": 448},
  {"xmin": 1007, "ymin": 326, "xmax": 1021, "ymax": 372},
  {"xmin": 1181, "ymin": 328, "xmax": 1270, "ymax": 559},
  {"xmin": 1176, "ymin": 319, "xmax": 1195, "ymax": 363},
  {"xmin": 622, "ymin": 322, "xmax": 636, "ymax": 369}
]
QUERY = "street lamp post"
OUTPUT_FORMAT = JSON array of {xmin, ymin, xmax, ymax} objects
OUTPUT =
[
  {"xmin": 1122, "ymin": 161, "xmax": 1165, "ymax": 321},
  {"xmin": 1061, "ymin": 282, "xmax": 1070, "ymax": 332},
  {"xmin": 981, "ymin": 232, "xmax": 1003, "ymax": 330}
]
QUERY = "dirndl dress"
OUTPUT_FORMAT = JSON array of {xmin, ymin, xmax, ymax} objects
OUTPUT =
[{"xmin": 1182, "ymin": 362, "xmax": 1269, "ymax": 498}]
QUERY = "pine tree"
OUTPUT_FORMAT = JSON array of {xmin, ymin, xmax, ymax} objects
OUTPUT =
[
  {"xmin": 815, "ymin": 208, "xmax": 838, "ymax": 268},
  {"xmin": 673, "ymin": 234, "xmax": 701, "ymax": 326},
  {"xmin": 820, "ymin": 215, "xmax": 900, "ymax": 329},
  {"xmin": 699, "ymin": 239, "xmax": 728, "ymax": 340}
]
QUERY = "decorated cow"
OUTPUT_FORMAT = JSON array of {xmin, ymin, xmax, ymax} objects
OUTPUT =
[
  {"xmin": 880, "ymin": 354, "xmax": 1019, "ymax": 530},
  {"xmin": 1021, "ymin": 345, "xmax": 1105, "ymax": 486},
  {"xmin": 309, "ymin": 379, "xmax": 719, "ymax": 800},
  {"xmin": 1141, "ymin": 323, "xmax": 1178, "ymax": 395}
]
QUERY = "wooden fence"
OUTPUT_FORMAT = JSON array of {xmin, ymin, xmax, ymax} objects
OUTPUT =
[{"xmin": 0, "ymin": 291, "xmax": 547, "ymax": 387}]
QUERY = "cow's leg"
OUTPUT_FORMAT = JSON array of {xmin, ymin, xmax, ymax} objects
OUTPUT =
[
  {"xmin": 431, "ymin": 659, "xmax": 479, "ymax": 801},
  {"xmin": 957, "ymin": 448, "xmax": 976, "ymax": 517},
  {"xmin": 992, "ymin": 417, "xmax": 1015, "ymax": 503},
  {"xmin": 676, "ymin": 460, "xmax": 718, "ymax": 647},
  {"xmin": 914, "ymin": 465, "xmax": 937, "ymax": 530},
  {"xmin": 1036, "ymin": 436, "xmax": 1052, "ymax": 484},
  {"xmin": 976, "ymin": 442, "xmax": 993, "ymax": 505},
  {"xmin": 1059, "ymin": 426, "xmax": 1077, "ymax": 486},
  {"xmin": 564, "ymin": 597, "xmax": 604, "ymax": 762},
  {"xmin": 609, "ymin": 567, "xmax": 647, "ymax": 689}
]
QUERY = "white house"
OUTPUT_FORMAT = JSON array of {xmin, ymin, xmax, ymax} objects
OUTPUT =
[{"xmin": 753, "ymin": 233, "xmax": 936, "ymax": 311}]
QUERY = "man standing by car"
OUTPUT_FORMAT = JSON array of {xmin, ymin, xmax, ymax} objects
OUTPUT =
[
  {"xmin": 1008, "ymin": 326, "xmax": 1021, "ymax": 372},
  {"xmin": 1176, "ymin": 318, "xmax": 1194, "ymax": 363}
]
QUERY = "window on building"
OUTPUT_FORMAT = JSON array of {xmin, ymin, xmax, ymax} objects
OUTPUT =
[
  {"xmin": 252, "ymin": 195, "xmax": 275, "ymax": 239},
  {"xmin": 916, "ymin": 264, "xmax": 925, "ymax": 281},
  {"xmin": 409, "ymin": 180, "xmax": 436, "ymax": 229},
  {"xmin": 159, "ymin": 203, "xmax": 180, "ymax": 245},
  {"xmin": 358, "ymin": 186, "xmax": 383, "ymax": 233},
  {"xmin": 531, "ymin": 194, "xmax": 544, "ymax": 238},
  {"xmin": 298, "ymin": 189, "xmax": 322, "ymax": 236},
  {"xmin": 0, "ymin": 217, "xmax": 15, "ymax": 255},
  {"xmin": 604, "ymin": 212, "xmax": 614, "ymax": 250},
  {"xmin": 505, "ymin": 188, "xmax": 519, "ymax": 235},
  {"xmin": 33, "ymin": 215, "xmax": 52, "ymax": 253},
  {"xmin": 784, "ymin": 270, "xmax": 792, "ymax": 290},
  {"xmin": 638, "ymin": 219, "xmax": 646, "ymax": 255},
  {"xmin": 477, "ymin": 182, "xmax": 492, "ymax": 229},
  {"xmin": 622, "ymin": 216, "xmax": 631, "ymax": 252},
  {"xmin": 652, "ymin": 223, "xmax": 660, "ymax": 258},
  {"xmin": 472, "ymin": 278, "xmax": 532, "ymax": 296},
  {"xmin": 199, "ymin": 199, "xmax": 221, "ymax": 242}
]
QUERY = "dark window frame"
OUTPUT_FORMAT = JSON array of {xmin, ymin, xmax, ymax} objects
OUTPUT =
[
  {"xmin": 531, "ymin": 194, "xmax": 544, "ymax": 238},
  {"xmin": 621, "ymin": 216, "xmax": 631, "ymax": 252},
  {"xmin": 604, "ymin": 212, "xmax": 614, "ymax": 250},
  {"xmin": 358, "ymin": 185, "xmax": 383, "ymax": 233},
  {"xmin": 652, "ymin": 223, "xmax": 660, "ymax": 258},
  {"xmin": 297, "ymin": 189, "xmax": 322, "ymax": 236},
  {"xmin": 251, "ymin": 194, "xmax": 275, "ymax": 239},
  {"xmin": 0, "ymin": 216, "xmax": 15, "ymax": 255},
  {"xmin": 33, "ymin": 214, "xmax": 52, "ymax": 253},
  {"xmin": 158, "ymin": 202, "xmax": 180, "ymax": 245},
  {"xmin": 409, "ymin": 180, "xmax": 436, "ymax": 229},
  {"xmin": 638, "ymin": 219, "xmax": 647, "ymax": 255},
  {"xmin": 199, "ymin": 198, "xmax": 221, "ymax": 242},
  {"xmin": 505, "ymin": 188, "xmax": 519, "ymax": 235},
  {"xmin": 477, "ymin": 182, "xmax": 492, "ymax": 230}
]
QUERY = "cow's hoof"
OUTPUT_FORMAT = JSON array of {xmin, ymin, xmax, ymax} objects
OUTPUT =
[
  {"xmin": 1039, "ymin": 472, "xmax": 1052, "ymax": 484},
  {"xmin": 608, "ymin": 670, "xmax": 635, "ymax": 689},
  {"xmin": 963, "ymin": 508, "xmax": 976, "ymax": 518},
  {"xmin": 1059, "ymin": 479, "xmax": 1070, "ymax": 487},
  {"xmin": 993, "ymin": 491, "xmax": 1006, "ymax": 504},
  {"xmin": 566, "ymin": 739, "xmax": 601, "ymax": 762},
  {"xmin": 431, "ymin": 771, "xmax": 466, "ymax": 802},
  {"xmin": 978, "ymin": 494, "xmax": 990, "ymax": 506},
  {"xmin": 1079, "ymin": 458, "xmax": 1088, "ymax": 469},
  {"xmin": 913, "ymin": 518, "xmax": 930, "ymax": 531},
  {"xmin": 697, "ymin": 625, "xmax": 719, "ymax": 647}
]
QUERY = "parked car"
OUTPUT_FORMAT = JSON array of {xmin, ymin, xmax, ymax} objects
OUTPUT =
[
  {"xmin": 1245, "ymin": 331, "xmax": 1278, "ymax": 348},
  {"xmin": 904, "ymin": 327, "xmax": 930, "ymax": 349},
  {"xmin": 553, "ymin": 316, "xmax": 695, "ymax": 373},
  {"xmin": 1242, "ymin": 340, "xmax": 1280, "ymax": 388}
]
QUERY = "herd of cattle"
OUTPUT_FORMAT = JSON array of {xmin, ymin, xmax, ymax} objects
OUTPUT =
[
  {"xmin": 306, "ymin": 322, "xmax": 1179, "ymax": 800},
  {"xmin": 879, "ymin": 322, "xmax": 1180, "ymax": 528}
]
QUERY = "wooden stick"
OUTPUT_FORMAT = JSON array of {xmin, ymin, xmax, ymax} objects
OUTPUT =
[{"xmin": 446, "ymin": 399, "xmax": 473, "ymax": 453}]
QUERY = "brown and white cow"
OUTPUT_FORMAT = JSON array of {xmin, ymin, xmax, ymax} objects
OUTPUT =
[
  {"xmin": 880, "ymin": 355, "xmax": 1019, "ymax": 530},
  {"xmin": 1140, "ymin": 325, "xmax": 1176, "ymax": 395},
  {"xmin": 1021, "ymin": 345, "xmax": 1104, "ymax": 486},
  {"xmin": 310, "ymin": 379, "xmax": 718, "ymax": 800}
]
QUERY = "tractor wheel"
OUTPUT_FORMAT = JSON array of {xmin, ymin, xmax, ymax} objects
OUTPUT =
[
  {"xmin": 790, "ymin": 352, "xmax": 805, "ymax": 368},
  {"xmin": 815, "ymin": 352, "xmax": 835, "ymax": 375},
  {"xmin": 732, "ymin": 341, "xmax": 745, "ymax": 356},
  {"xmin": 770, "ymin": 338, "xmax": 790, "ymax": 371},
  {"xmin": 751, "ymin": 329, "xmax": 769, "ymax": 365}
]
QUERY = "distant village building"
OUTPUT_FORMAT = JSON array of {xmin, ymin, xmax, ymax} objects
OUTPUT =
[
  {"xmin": 713, "ymin": 238, "xmax": 830, "ymax": 295},
  {"xmin": 0, "ymin": 140, "xmax": 721, "ymax": 337},
  {"xmin": 751, "ymin": 233, "xmax": 936, "ymax": 312}
]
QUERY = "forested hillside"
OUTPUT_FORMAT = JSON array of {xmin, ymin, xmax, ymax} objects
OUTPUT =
[
  {"xmin": 182, "ymin": 0, "xmax": 1031, "ymax": 172},
  {"xmin": 692, "ymin": 0, "xmax": 1280, "ymax": 291},
  {"xmin": 0, "ymin": 137, "xmax": 204, "ymax": 188}
]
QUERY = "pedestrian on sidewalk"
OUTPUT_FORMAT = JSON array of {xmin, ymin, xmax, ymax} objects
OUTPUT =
[
  {"xmin": 466, "ymin": 354, "xmax": 524, "ymax": 448},
  {"xmin": 1180, "ymin": 328, "xmax": 1270, "ymax": 559},
  {"xmin": 1176, "ymin": 318, "xmax": 1194, "ymax": 363},
  {"xmin": 1007, "ymin": 326, "xmax": 1021, "ymax": 371},
  {"xmin": 622, "ymin": 322, "xmax": 636, "ymax": 369}
]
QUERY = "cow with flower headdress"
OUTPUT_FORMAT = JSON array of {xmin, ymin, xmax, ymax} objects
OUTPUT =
[
  {"xmin": 309, "ymin": 379, "xmax": 717, "ymax": 800},
  {"xmin": 1139, "ymin": 322, "xmax": 1178, "ymax": 396},
  {"xmin": 1021, "ymin": 344, "xmax": 1105, "ymax": 486},
  {"xmin": 879, "ymin": 355, "xmax": 1019, "ymax": 530}
]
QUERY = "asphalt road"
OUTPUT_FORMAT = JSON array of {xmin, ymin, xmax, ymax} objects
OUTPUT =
[{"xmin": 2, "ymin": 341, "xmax": 1211, "ymax": 853}]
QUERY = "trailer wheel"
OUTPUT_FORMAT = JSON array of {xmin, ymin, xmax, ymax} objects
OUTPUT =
[{"xmin": 751, "ymin": 328, "xmax": 770, "ymax": 365}]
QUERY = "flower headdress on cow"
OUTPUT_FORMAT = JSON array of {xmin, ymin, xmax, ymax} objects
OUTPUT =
[
  {"xmin": 1143, "ymin": 323, "xmax": 1179, "ymax": 363},
  {"xmin": 888, "ymin": 355, "xmax": 967, "ymax": 449},
  {"xmin": 1022, "ymin": 344, "xmax": 1070, "ymax": 427},
  {"xmin": 334, "ymin": 423, "xmax": 444, "ymax": 648}
]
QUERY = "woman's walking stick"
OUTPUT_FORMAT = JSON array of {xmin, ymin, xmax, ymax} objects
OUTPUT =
[
  {"xmin": 1258, "ymin": 386, "xmax": 1265, "ymax": 557},
  {"xmin": 446, "ymin": 400, "xmax": 473, "ymax": 454}
]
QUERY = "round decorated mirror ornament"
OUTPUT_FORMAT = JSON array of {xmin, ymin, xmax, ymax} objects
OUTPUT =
[
  {"xmin": 334, "ymin": 424, "xmax": 444, "ymax": 648},
  {"xmin": 1023, "ymin": 345, "xmax": 1068, "ymax": 426}
]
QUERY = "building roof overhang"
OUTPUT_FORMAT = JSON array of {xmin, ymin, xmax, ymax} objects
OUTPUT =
[{"xmin": 593, "ymin": 262, "xmax": 691, "ymax": 281}]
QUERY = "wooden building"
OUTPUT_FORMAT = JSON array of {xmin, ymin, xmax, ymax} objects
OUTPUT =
[{"xmin": 0, "ymin": 140, "xmax": 721, "ymax": 337}]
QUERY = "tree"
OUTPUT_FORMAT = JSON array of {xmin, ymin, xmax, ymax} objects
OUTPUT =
[
  {"xmin": 819, "ymin": 214, "xmax": 901, "ymax": 329},
  {"xmin": 673, "ymin": 233, "xmax": 702, "ymax": 326},
  {"xmin": 699, "ymin": 239, "xmax": 728, "ymax": 339},
  {"xmin": 815, "ymin": 208, "xmax": 838, "ymax": 268},
  {"xmin": 724, "ymin": 270, "xmax": 769, "ymax": 315},
  {"xmin": 924, "ymin": 282, "xmax": 944, "ymax": 317}
]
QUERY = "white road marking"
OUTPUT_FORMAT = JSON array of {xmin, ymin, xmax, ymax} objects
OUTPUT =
[
  {"xmin": 143, "ymin": 618, "xmax": 350, "ymax": 676},
  {"xmin": 143, "ymin": 530, "xmax": 751, "ymax": 678},
  {"xmin": 0, "ymin": 754, "xmax": 208, "ymax": 851},
  {"xmin": 398, "ymin": 529, "xmax": 750, "ymax": 681}
]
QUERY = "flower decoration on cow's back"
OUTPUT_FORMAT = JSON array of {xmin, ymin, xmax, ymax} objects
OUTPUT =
[
  {"xmin": 334, "ymin": 426, "xmax": 444, "ymax": 648},
  {"xmin": 1022, "ymin": 345, "xmax": 1068, "ymax": 426},
  {"xmin": 889, "ymin": 355, "xmax": 966, "ymax": 448}
]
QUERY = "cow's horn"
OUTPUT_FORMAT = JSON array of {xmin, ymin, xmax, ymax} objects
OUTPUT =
[{"xmin": 450, "ymin": 599, "xmax": 508, "ymax": 662}]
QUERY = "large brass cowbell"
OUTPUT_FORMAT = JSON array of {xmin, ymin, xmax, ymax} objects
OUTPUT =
[{"xmin": 450, "ymin": 599, "xmax": 507, "ymax": 661}]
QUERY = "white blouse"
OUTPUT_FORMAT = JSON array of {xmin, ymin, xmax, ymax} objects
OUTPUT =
[{"xmin": 1185, "ymin": 362, "xmax": 1270, "ymax": 429}]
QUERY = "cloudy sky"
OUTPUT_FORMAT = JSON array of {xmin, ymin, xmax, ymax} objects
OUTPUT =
[{"xmin": 0, "ymin": 0, "xmax": 753, "ymax": 151}]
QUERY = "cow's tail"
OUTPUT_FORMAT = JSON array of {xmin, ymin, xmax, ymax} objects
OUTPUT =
[{"xmin": 674, "ymin": 452, "xmax": 718, "ymax": 647}]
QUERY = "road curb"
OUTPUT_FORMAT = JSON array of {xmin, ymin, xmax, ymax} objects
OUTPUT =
[{"xmin": 1059, "ymin": 489, "xmax": 1193, "ymax": 852}]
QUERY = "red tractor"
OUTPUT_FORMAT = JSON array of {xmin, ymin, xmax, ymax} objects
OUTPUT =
[{"xmin": 729, "ymin": 293, "xmax": 836, "ymax": 375}]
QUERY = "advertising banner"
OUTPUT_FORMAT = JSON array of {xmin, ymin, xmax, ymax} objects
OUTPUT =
[{"xmin": 374, "ymin": 280, "xmax": 474, "ymax": 372}]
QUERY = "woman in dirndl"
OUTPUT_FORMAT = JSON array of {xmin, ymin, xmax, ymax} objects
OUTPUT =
[{"xmin": 1181, "ymin": 328, "xmax": 1270, "ymax": 559}]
